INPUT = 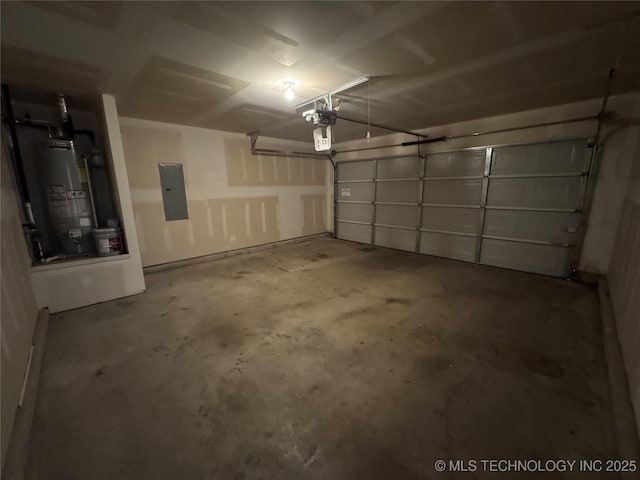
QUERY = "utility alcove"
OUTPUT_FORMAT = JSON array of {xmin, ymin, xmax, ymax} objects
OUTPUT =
[{"xmin": 3, "ymin": 87, "xmax": 127, "ymax": 265}]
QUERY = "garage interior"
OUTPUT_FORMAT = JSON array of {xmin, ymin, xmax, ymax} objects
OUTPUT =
[{"xmin": 1, "ymin": 1, "xmax": 639, "ymax": 479}]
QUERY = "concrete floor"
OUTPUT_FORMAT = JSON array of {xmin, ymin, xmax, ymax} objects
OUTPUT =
[{"xmin": 26, "ymin": 237, "xmax": 617, "ymax": 479}]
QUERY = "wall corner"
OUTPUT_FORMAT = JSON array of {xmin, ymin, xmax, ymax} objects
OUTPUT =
[{"xmin": 100, "ymin": 94, "xmax": 145, "ymax": 291}]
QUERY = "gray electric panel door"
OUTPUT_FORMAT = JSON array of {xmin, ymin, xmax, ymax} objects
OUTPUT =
[
  {"xmin": 159, "ymin": 163, "xmax": 189, "ymax": 221},
  {"xmin": 335, "ymin": 140, "xmax": 591, "ymax": 278}
]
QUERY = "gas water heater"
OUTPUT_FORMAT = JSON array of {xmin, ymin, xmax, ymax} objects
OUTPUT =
[{"xmin": 42, "ymin": 138, "xmax": 95, "ymax": 255}]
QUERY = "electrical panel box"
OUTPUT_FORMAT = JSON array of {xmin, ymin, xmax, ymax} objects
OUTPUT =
[{"xmin": 158, "ymin": 163, "xmax": 188, "ymax": 221}]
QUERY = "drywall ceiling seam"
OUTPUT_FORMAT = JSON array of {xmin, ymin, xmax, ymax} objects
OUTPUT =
[
  {"xmin": 292, "ymin": 2, "xmax": 448, "ymax": 72},
  {"xmin": 411, "ymin": 69, "xmax": 613, "ymax": 120},
  {"xmin": 101, "ymin": 3, "xmax": 179, "ymax": 93},
  {"xmin": 198, "ymin": 2, "xmax": 299, "ymax": 48},
  {"xmin": 393, "ymin": 34, "xmax": 435, "ymax": 65},
  {"xmin": 370, "ymin": 28, "xmax": 589, "ymax": 99},
  {"xmin": 1, "ymin": 2, "xmax": 111, "ymax": 68},
  {"xmin": 145, "ymin": 87, "xmax": 203, "ymax": 103},
  {"xmin": 156, "ymin": 19, "xmax": 288, "ymax": 84},
  {"xmin": 191, "ymin": 85, "xmax": 286, "ymax": 125},
  {"xmin": 152, "ymin": 67, "xmax": 234, "ymax": 90}
]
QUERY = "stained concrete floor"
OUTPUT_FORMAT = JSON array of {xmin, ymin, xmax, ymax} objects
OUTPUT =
[{"xmin": 25, "ymin": 237, "xmax": 618, "ymax": 479}]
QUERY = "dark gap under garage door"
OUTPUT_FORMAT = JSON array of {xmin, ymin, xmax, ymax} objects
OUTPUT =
[{"xmin": 335, "ymin": 140, "xmax": 592, "ymax": 277}]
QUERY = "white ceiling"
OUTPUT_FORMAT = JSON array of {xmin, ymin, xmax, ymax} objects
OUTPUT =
[{"xmin": 2, "ymin": 1, "xmax": 639, "ymax": 142}]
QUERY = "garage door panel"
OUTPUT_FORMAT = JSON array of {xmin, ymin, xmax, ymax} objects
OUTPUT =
[
  {"xmin": 377, "ymin": 181, "xmax": 420, "ymax": 203},
  {"xmin": 377, "ymin": 157, "xmax": 422, "ymax": 179},
  {"xmin": 337, "ymin": 161, "xmax": 375, "ymax": 181},
  {"xmin": 337, "ymin": 222, "xmax": 371, "ymax": 243},
  {"xmin": 376, "ymin": 204, "xmax": 418, "ymax": 228},
  {"xmin": 487, "ymin": 176, "xmax": 583, "ymax": 209},
  {"xmin": 337, "ymin": 203, "xmax": 373, "ymax": 223},
  {"xmin": 480, "ymin": 239, "xmax": 570, "ymax": 277},
  {"xmin": 338, "ymin": 182, "xmax": 374, "ymax": 202},
  {"xmin": 425, "ymin": 150, "xmax": 486, "ymax": 177},
  {"xmin": 375, "ymin": 226, "xmax": 416, "ymax": 252},
  {"xmin": 421, "ymin": 206, "xmax": 482, "ymax": 234},
  {"xmin": 423, "ymin": 179, "xmax": 483, "ymax": 205},
  {"xmin": 420, "ymin": 232, "xmax": 477, "ymax": 262},
  {"xmin": 492, "ymin": 141, "xmax": 589, "ymax": 175},
  {"xmin": 484, "ymin": 210, "xmax": 580, "ymax": 244},
  {"xmin": 335, "ymin": 140, "xmax": 588, "ymax": 278}
]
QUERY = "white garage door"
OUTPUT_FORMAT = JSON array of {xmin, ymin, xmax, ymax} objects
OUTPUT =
[{"xmin": 335, "ymin": 140, "xmax": 591, "ymax": 277}]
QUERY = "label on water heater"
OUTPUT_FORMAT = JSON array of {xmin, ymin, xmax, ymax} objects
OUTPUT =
[
  {"xmin": 99, "ymin": 237, "xmax": 121, "ymax": 253},
  {"xmin": 79, "ymin": 217, "xmax": 91, "ymax": 227},
  {"xmin": 109, "ymin": 237, "xmax": 121, "ymax": 250},
  {"xmin": 66, "ymin": 190, "xmax": 86, "ymax": 199},
  {"xmin": 46, "ymin": 185, "xmax": 66, "ymax": 200}
]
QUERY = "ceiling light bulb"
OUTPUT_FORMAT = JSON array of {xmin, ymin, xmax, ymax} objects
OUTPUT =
[{"xmin": 284, "ymin": 82, "xmax": 295, "ymax": 101}]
